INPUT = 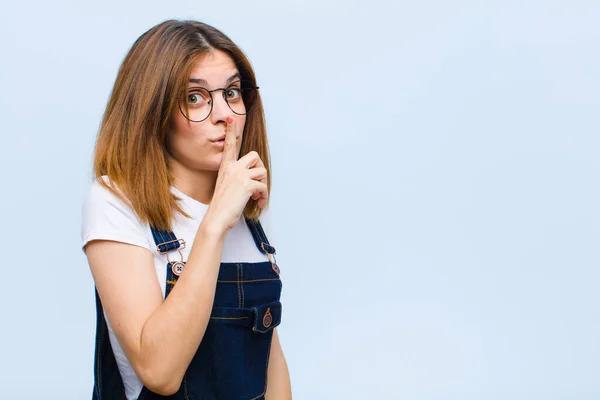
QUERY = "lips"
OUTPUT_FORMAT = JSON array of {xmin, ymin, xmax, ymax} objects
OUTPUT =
[{"xmin": 210, "ymin": 135, "xmax": 226, "ymax": 143}]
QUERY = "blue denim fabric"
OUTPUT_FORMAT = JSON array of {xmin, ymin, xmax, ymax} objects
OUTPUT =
[{"xmin": 92, "ymin": 218, "xmax": 283, "ymax": 400}]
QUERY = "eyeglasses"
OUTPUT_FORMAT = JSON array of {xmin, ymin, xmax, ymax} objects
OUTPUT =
[{"xmin": 177, "ymin": 80, "xmax": 259, "ymax": 123}]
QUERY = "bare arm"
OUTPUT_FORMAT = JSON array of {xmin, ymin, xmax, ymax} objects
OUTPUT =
[
  {"xmin": 265, "ymin": 328, "xmax": 292, "ymax": 399},
  {"xmin": 86, "ymin": 221, "xmax": 227, "ymax": 395}
]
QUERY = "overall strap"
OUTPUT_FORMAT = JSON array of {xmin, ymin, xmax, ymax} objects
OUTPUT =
[
  {"xmin": 151, "ymin": 220, "xmax": 271, "ymax": 255},
  {"xmin": 245, "ymin": 217, "xmax": 276, "ymax": 255},
  {"xmin": 150, "ymin": 227, "xmax": 184, "ymax": 253},
  {"xmin": 92, "ymin": 288, "xmax": 126, "ymax": 399}
]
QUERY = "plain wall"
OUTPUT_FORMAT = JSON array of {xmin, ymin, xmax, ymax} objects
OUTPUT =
[{"xmin": 0, "ymin": 1, "xmax": 598, "ymax": 398}]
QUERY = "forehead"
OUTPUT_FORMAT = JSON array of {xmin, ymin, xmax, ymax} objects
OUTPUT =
[{"xmin": 189, "ymin": 50, "xmax": 239, "ymax": 87}]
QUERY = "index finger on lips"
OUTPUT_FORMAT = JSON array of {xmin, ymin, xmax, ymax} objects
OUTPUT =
[{"xmin": 220, "ymin": 117, "xmax": 238, "ymax": 167}]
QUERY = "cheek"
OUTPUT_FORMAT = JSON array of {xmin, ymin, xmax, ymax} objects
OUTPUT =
[
  {"xmin": 167, "ymin": 116, "xmax": 205, "ymax": 162},
  {"xmin": 170, "ymin": 114, "xmax": 211, "ymax": 148},
  {"xmin": 172, "ymin": 113, "xmax": 194, "ymax": 136}
]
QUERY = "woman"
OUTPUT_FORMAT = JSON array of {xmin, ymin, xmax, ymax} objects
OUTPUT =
[{"xmin": 81, "ymin": 19, "xmax": 291, "ymax": 399}]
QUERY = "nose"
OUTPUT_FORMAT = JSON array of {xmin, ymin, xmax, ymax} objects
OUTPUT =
[{"xmin": 210, "ymin": 91, "xmax": 233, "ymax": 125}]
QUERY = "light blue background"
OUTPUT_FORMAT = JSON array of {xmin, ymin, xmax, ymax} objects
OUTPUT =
[{"xmin": 0, "ymin": 1, "xmax": 598, "ymax": 398}]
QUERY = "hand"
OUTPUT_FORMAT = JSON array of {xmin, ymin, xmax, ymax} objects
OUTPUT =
[{"xmin": 204, "ymin": 117, "xmax": 268, "ymax": 234}]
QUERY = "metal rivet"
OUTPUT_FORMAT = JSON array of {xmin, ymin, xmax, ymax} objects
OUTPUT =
[
  {"xmin": 262, "ymin": 308, "xmax": 273, "ymax": 328},
  {"xmin": 271, "ymin": 263, "xmax": 280, "ymax": 275}
]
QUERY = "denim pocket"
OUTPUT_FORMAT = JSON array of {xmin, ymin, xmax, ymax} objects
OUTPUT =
[{"xmin": 183, "ymin": 301, "xmax": 281, "ymax": 399}]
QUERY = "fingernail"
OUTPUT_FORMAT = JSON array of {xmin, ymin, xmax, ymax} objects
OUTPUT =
[{"xmin": 227, "ymin": 117, "xmax": 234, "ymax": 125}]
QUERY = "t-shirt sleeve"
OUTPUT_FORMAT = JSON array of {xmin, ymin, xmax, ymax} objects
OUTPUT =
[{"xmin": 81, "ymin": 179, "xmax": 152, "ymax": 253}]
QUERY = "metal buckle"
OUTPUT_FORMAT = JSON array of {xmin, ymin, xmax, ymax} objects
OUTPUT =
[
  {"xmin": 260, "ymin": 242, "xmax": 279, "ymax": 275},
  {"xmin": 157, "ymin": 238, "xmax": 186, "ymax": 254},
  {"xmin": 260, "ymin": 242, "xmax": 275, "ymax": 254}
]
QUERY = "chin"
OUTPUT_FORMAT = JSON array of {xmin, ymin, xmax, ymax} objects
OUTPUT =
[{"xmin": 199, "ymin": 154, "xmax": 223, "ymax": 172}]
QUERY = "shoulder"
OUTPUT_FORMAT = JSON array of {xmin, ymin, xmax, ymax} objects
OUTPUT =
[
  {"xmin": 81, "ymin": 176, "xmax": 151, "ymax": 252},
  {"xmin": 82, "ymin": 176, "xmax": 136, "ymax": 223},
  {"xmin": 83, "ymin": 176, "xmax": 129, "ymax": 208}
]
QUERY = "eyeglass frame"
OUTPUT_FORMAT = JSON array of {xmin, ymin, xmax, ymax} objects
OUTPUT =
[{"xmin": 176, "ymin": 80, "xmax": 260, "ymax": 123}]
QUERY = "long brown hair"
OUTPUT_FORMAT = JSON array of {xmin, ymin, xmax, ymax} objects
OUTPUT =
[{"xmin": 93, "ymin": 20, "xmax": 271, "ymax": 231}]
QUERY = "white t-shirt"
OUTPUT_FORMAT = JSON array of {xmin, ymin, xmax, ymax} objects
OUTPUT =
[{"xmin": 81, "ymin": 176, "xmax": 271, "ymax": 400}]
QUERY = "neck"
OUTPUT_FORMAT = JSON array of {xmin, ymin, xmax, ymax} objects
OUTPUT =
[{"xmin": 167, "ymin": 157, "xmax": 217, "ymax": 206}]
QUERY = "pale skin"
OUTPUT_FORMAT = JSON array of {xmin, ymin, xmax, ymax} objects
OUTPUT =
[{"xmin": 85, "ymin": 50, "xmax": 292, "ymax": 398}]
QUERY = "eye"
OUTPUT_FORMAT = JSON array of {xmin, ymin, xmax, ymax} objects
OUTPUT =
[
  {"xmin": 187, "ymin": 89, "xmax": 211, "ymax": 107},
  {"xmin": 225, "ymin": 88, "xmax": 242, "ymax": 101}
]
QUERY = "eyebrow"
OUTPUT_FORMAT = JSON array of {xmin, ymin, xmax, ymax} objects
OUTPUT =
[{"xmin": 189, "ymin": 72, "xmax": 241, "ymax": 87}]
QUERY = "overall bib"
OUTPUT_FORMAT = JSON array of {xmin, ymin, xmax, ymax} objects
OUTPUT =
[{"xmin": 92, "ymin": 218, "xmax": 283, "ymax": 399}]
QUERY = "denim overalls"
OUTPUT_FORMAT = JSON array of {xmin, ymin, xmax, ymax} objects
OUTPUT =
[{"xmin": 92, "ymin": 217, "xmax": 283, "ymax": 399}]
